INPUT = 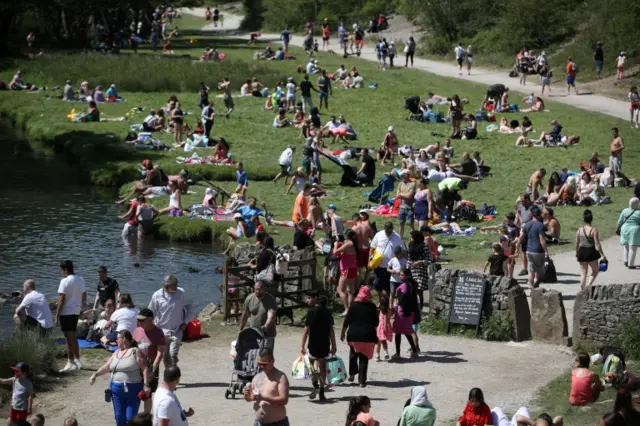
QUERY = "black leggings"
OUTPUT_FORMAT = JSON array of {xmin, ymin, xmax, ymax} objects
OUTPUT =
[
  {"xmin": 405, "ymin": 51, "xmax": 414, "ymax": 66},
  {"xmin": 395, "ymin": 333, "xmax": 417, "ymax": 354},
  {"xmin": 417, "ymin": 291, "xmax": 424, "ymax": 310}
]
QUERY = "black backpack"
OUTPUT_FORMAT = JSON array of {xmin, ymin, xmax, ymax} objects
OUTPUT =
[
  {"xmin": 452, "ymin": 203, "xmax": 478, "ymax": 222},
  {"xmin": 159, "ymin": 169, "xmax": 169, "ymax": 186},
  {"xmin": 542, "ymin": 257, "xmax": 557, "ymax": 283}
]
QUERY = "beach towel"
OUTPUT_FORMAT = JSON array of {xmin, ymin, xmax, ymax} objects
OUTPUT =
[{"xmin": 56, "ymin": 338, "xmax": 118, "ymax": 352}]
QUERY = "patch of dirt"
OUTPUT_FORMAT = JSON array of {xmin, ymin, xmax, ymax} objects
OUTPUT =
[{"xmin": 580, "ymin": 65, "xmax": 640, "ymax": 99}]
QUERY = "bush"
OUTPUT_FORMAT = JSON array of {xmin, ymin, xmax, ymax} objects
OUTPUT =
[
  {"xmin": 616, "ymin": 318, "xmax": 640, "ymax": 360},
  {"xmin": 0, "ymin": 331, "xmax": 61, "ymax": 402},
  {"xmin": 481, "ymin": 313, "xmax": 514, "ymax": 342}
]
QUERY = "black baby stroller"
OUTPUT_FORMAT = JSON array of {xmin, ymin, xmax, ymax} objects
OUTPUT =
[
  {"xmin": 225, "ymin": 327, "xmax": 265, "ymax": 399},
  {"xmin": 405, "ymin": 95, "xmax": 421, "ymax": 120}
]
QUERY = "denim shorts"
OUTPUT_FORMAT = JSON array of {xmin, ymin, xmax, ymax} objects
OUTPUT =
[{"xmin": 398, "ymin": 206, "xmax": 414, "ymax": 224}]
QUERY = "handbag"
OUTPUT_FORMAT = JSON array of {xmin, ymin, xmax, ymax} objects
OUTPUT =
[
  {"xmin": 325, "ymin": 355, "xmax": 348, "ymax": 385},
  {"xmin": 616, "ymin": 211, "xmax": 635, "ymax": 236},
  {"xmin": 403, "ymin": 45, "xmax": 409, "ymax": 53},
  {"xmin": 255, "ymin": 263, "xmax": 275, "ymax": 282},
  {"xmin": 275, "ymin": 251, "xmax": 290, "ymax": 275},
  {"xmin": 369, "ymin": 238, "xmax": 392, "ymax": 269}
]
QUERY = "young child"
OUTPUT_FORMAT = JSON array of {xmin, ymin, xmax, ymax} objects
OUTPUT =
[
  {"xmin": 483, "ymin": 243, "xmax": 508, "ymax": 277},
  {"xmin": 0, "ymin": 362, "xmax": 34, "ymax": 423},
  {"xmin": 387, "ymin": 246, "xmax": 407, "ymax": 306},
  {"xmin": 375, "ymin": 295, "xmax": 392, "ymax": 361}
]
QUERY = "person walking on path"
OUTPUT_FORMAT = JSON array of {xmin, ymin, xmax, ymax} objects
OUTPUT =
[
  {"xmin": 515, "ymin": 206, "xmax": 548, "ymax": 288},
  {"xmin": 617, "ymin": 197, "xmax": 640, "ymax": 269},
  {"xmin": 239, "ymin": 281, "xmax": 277, "ymax": 349},
  {"xmin": 566, "ymin": 57, "xmax": 579, "ymax": 95},
  {"xmin": 575, "ymin": 209, "xmax": 607, "ymax": 289},
  {"xmin": 201, "ymin": 101, "xmax": 215, "ymax": 140},
  {"xmin": 133, "ymin": 308, "xmax": 166, "ymax": 414},
  {"xmin": 148, "ymin": 275, "xmax": 197, "ymax": 368},
  {"xmin": 14, "ymin": 279, "xmax": 53, "ymax": 336},
  {"xmin": 94, "ymin": 265, "xmax": 120, "ymax": 310},
  {"xmin": 56, "ymin": 260, "xmax": 87, "ymax": 372},
  {"xmin": 465, "ymin": 45, "xmax": 473, "ymax": 75},
  {"xmin": 243, "ymin": 347, "xmax": 290, "ymax": 426},
  {"xmin": 300, "ymin": 290, "xmax": 336, "ymax": 401},
  {"xmin": 280, "ymin": 27, "xmax": 291, "ymax": 53},
  {"xmin": 593, "ymin": 41, "xmax": 604, "ymax": 78},
  {"xmin": 455, "ymin": 43, "xmax": 466, "ymax": 76},
  {"xmin": 370, "ymin": 222, "xmax": 405, "ymax": 297},
  {"xmin": 616, "ymin": 52, "xmax": 627, "ymax": 80},
  {"xmin": 90, "ymin": 330, "xmax": 150, "ymax": 426},
  {"xmin": 341, "ymin": 286, "xmax": 378, "ymax": 388},
  {"xmin": 405, "ymin": 37, "xmax": 416, "ymax": 67},
  {"xmin": 392, "ymin": 270, "xmax": 420, "ymax": 360},
  {"xmin": 153, "ymin": 366, "xmax": 195, "ymax": 426},
  {"xmin": 629, "ymin": 86, "xmax": 640, "ymax": 128}
]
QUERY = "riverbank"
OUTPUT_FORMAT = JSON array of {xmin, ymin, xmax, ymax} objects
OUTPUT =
[{"xmin": 1, "ymin": 12, "xmax": 638, "ymax": 264}]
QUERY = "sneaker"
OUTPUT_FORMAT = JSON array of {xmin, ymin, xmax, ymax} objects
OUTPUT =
[
  {"xmin": 348, "ymin": 375, "xmax": 355, "ymax": 382},
  {"xmin": 375, "ymin": 355, "xmax": 381, "ymax": 362},
  {"xmin": 59, "ymin": 362, "xmax": 78, "ymax": 373},
  {"xmin": 309, "ymin": 388, "xmax": 318, "ymax": 400},
  {"xmin": 518, "ymin": 269, "xmax": 528, "ymax": 276},
  {"xmin": 384, "ymin": 353, "xmax": 390, "ymax": 360},
  {"xmin": 74, "ymin": 359, "xmax": 83, "ymax": 370},
  {"xmin": 339, "ymin": 311, "xmax": 348, "ymax": 317}
]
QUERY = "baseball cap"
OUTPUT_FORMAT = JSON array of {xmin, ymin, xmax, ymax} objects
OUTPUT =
[
  {"xmin": 136, "ymin": 308, "xmax": 154, "ymax": 321},
  {"xmin": 328, "ymin": 204, "xmax": 337, "ymax": 211},
  {"xmin": 11, "ymin": 362, "xmax": 30, "ymax": 374}
]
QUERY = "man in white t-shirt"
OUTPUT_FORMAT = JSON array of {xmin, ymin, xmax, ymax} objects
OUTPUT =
[
  {"xmin": 369, "ymin": 222, "xmax": 405, "ymax": 296},
  {"xmin": 55, "ymin": 260, "xmax": 87, "ymax": 373},
  {"xmin": 273, "ymin": 146, "xmax": 295, "ymax": 185},
  {"xmin": 153, "ymin": 366, "xmax": 194, "ymax": 426},
  {"xmin": 14, "ymin": 279, "xmax": 53, "ymax": 336},
  {"xmin": 454, "ymin": 43, "xmax": 466, "ymax": 75}
]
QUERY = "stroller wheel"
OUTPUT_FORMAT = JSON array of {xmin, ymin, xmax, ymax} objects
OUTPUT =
[
  {"xmin": 231, "ymin": 387, "xmax": 237, "ymax": 399},
  {"xmin": 225, "ymin": 389, "xmax": 231, "ymax": 399}
]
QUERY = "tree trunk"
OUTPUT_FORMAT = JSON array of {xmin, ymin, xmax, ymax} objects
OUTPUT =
[{"xmin": 0, "ymin": 9, "xmax": 17, "ymax": 56}]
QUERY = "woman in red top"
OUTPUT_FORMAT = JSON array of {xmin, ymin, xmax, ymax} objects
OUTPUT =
[
  {"xmin": 456, "ymin": 388, "xmax": 493, "ymax": 426},
  {"xmin": 570, "ymin": 352, "xmax": 603, "ymax": 406}
]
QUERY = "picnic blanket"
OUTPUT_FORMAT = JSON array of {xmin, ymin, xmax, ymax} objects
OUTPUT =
[{"xmin": 56, "ymin": 338, "xmax": 117, "ymax": 352}]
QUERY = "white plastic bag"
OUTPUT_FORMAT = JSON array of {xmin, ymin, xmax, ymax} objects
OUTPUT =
[
  {"xmin": 291, "ymin": 355, "xmax": 314, "ymax": 380},
  {"xmin": 275, "ymin": 252, "xmax": 290, "ymax": 275}
]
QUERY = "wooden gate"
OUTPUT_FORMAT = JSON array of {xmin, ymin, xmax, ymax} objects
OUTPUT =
[{"xmin": 222, "ymin": 248, "xmax": 318, "ymax": 323}]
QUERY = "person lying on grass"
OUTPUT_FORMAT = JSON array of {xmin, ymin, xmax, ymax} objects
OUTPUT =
[
  {"xmin": 116, "ymin": 161, "xmax": 187, "ymax": 205},
  {"xmin": 9, "ymin": 70, "xmax": 37, "ymax": 91},
  {"xmin": 491, "ymin": 407, "xmax": 564, "ymax": 426}
]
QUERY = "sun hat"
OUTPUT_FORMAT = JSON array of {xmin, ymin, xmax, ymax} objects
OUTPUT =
[{"xmin": 388, "ymin": 125, "xmax": 394, "ymax": 132}]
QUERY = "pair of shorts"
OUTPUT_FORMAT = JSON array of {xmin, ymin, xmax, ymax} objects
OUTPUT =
[
  {"xmin": 105, "ymin": 331, "xmax": 118, "ymax": 343},
  {"xmin": 526, "ymin": 252, "xmax": 546, "ymax": 276},
  {"xmin": 282, "ymin": 41, "xmax": 289, "ymax": 49},
  {"xmin": 311, "ymin": 159, "xmax": 321, "ymax": 171},
  {"xmin": 279, "ymin": 164, "xmax": 292, "ymax": 175},
  {"xmin": 322, "ymin": 36, "xmax": 329, "ymax": 41},
  {"xmin": 308, "ymin": 345, "xmax": 330, "ymax": 360},
  {"xmin": 224, "ymin": 97, "xmax": 234, "ymax": 109},
  {"xmin": 319, "ymin": 92, "xmax": 328, "ymax": 101},
  {"xmin": 340, "ymin": 267, "xmax": 358, "ymax": 279},
  {"xmin": 629, "ymin": 104, "xmax": 640, "ymax": 111},
  {"xmin": 398, "ymin": 206, "xmax": 415, "ymax": 224},
  {"xmin": 567, "ymin": 75, "xmax": 576, "ymax": 85},
  {"xmin": 356, "ymin": 40, "xmax": 364, "ymax": 47},
  {"xmin": 254, "ymin": 417, "xmax": 290, "ymax": 426},
  {"xmin": 467, "ymin": 55, "xmax": 473, "ymax": 64},
  {"xmin": 357, "ymin": 249, "xmax": 369, "ymax": 268},
  {"xmin": 169, "ymin": 208, "xmax": 183, "ymax": 217},
  {"xmin": 595, "ymin": 60, "xmax": 603, "ymax": 71},
  {"xmin": 301, "ymin": 158, "xmax": 311, "ymax": 174},
  {"xmin": 151, "ymin": 186, "xmax": 170, "ymax": 196},
  {"xmin": 60, "ymin": 314, "xmax": 79, "ymax": 332},
  {"xmin": 10, "ymin": 408, "xmax": 29, "ymax": 422},
  {"xmin": 457, "ymin": 58, "xmax": 464, "ymax": 66},
  {"xmin": 609, "ymin": 156, "xmax": 622, "ymax": 173},
  {"xmin": 373, "ymin": 268, "xmax": 391, "ymax": 293}
]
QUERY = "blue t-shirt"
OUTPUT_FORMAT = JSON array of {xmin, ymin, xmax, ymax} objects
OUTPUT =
[
  {"xmin": 281, "ymin": 30, "xmax": 290, "ymax": 43},
  {"xmin": 524, "ymin": 220, "xmax": 545, "ymax": 253},
  {"xmin": 237, "ymin": 205, "xmax": 264, "ymax": 221},
  {"xmin": 338, "ymin": 26, "xmax": 345, "ymax": 40},
  {"xmin": 236, "ymin": 170, "xmax": 248, "ymax": 186}
]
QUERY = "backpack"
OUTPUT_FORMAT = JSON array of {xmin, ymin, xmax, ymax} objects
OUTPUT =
[
  {"xmin": 158, "ymin": 169, "xmax": 169, "ymax": 186},
  {"xmin": 452, "ymin": 202, "xmax": 478, "ymax": 222},
  {"xmin": 572, "ymin": 63, "xmax": 580, "ymax": 73},
  {"xmin": 542, "ymin": 257, "xmax": 557, "ymax": 283}
]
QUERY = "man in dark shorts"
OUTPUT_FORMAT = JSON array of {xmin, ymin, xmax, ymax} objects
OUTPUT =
[
  {"xmin": 93, "ymin": 265, "xmax": 120, "ymax": 310},
  {"xmin": 484, "ymin": 84, "xmax": 508, "ymax": 111},
  {"xmin": 55, "ymin": 260, "xmax": 87, "ymax": 372},
  {"xmin": 300, "ymin": 290, "xmax": 336, "ymax": 401},
  {"xmin": 133, "ymin": 308, "xmax": 166, "ymax": 413}
]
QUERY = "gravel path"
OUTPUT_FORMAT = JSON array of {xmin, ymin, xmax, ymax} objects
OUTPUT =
[{"xmin": 36, "ymin": 330, "xmax": 573, "ymax": 425}]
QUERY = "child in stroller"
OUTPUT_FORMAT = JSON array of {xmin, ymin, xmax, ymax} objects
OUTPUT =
[{"xmin": 225, "ymin": 327, "xmax": 266, "ymax": 399}]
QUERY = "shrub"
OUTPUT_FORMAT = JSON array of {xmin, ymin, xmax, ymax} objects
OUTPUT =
[
  {"xmin": 481, "ymin": 312, "xmax": 514, "ymax": 342},
  {"xmin": 616, "ymin": 318, "xmax": 640, "ymax": 360}
]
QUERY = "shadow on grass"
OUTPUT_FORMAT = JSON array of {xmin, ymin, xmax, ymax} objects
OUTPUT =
[{"xmin": 367, "ymin": 379, "xmax": 430, "ymax": 388}]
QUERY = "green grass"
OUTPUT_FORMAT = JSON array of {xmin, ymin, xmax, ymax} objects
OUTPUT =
[{"xmin": 1, "ymin": 15, "xmax": 639, "ymax": 266}]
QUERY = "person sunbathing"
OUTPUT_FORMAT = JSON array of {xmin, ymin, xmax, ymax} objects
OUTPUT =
[
  {"xmin": 522, "ymin": 96, "xmax": 545, "ymax": 113},
  {"xmin": 499, "ymin": 117, "xmax": 512, "ymax": 133},
  {"xmin": 9, "ymin": 70, "xmax": 35, "ymax": 91},
  {"xmin": 426, "ymin": 92, "xmax": 450, "ymax": 104},
  {"xmin": 212, "ymin": 137, "xmax": 232, "ymax": 163}
]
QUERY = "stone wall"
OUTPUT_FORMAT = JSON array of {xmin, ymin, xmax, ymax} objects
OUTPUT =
[
  {"xmin": 573, "ymin": 283, "xmax": 640, "ymax": 348},
  {"xmin": 430, "ymin": 269, "xmax": 531, "ymax": 341}
]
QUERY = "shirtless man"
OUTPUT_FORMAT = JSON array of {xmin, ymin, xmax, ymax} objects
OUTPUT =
[
  {"xmin": 353, "ymin": 212, "xmax": 375, "ymax": 282},
  {"xmin": 527, "ymin": 168, "xmax": 546, "ymax": 201},
  {"xmin": 424, "ymin": 142, "xmax": 440, "ymax": 159},
  {"xmin": 609, "ymin": 127, "xmax": 629, "ymax": 187},
  {"xmin": 219, "ymin": 77, "xmax": 234, "ymax": 119},
  {"xmin": 543, "ymin": 207, "xmax": 561, "ymax": 243},
  {"xmin": 244, "ymin": 347, "xmax": 290, "ymax": 426}
]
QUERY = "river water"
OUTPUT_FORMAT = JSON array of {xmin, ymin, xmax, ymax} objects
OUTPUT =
[{"xmin": 0, "ymin": 126, "xmax": 223, "ymax": 329}]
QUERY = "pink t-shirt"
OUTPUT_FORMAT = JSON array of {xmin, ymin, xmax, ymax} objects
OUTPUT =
[{"xmin": 354, "ymin": 413, "xmax": 375, "ymax": 426}]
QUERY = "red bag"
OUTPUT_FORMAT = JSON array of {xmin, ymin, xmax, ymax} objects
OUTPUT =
[{"xmin": 185, "ymin": 320, "xmax": 202, "ymax": 340}]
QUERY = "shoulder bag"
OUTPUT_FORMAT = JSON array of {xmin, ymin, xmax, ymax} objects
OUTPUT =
[{"xmin": 616, "ymin": 211, "xmax": 636, "ymax": 236}]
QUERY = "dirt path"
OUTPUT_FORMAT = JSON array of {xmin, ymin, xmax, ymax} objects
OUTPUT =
[
  {"xmin": 37, "ymin": 330, "xmax": 572, "ymax": 425},
  {"xmin": 187, "ymin": 9, "xmax": 630, "ymax": 121}
]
